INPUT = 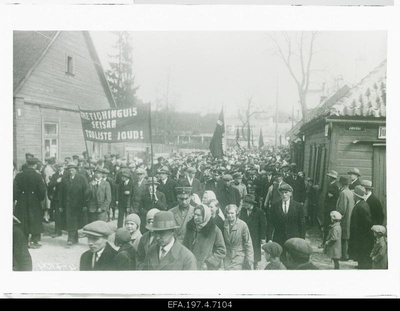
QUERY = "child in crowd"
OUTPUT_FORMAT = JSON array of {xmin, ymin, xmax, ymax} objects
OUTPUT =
[
  {"xmin": 324, "ymin": 211, "xmax": 342, "ymax": 269},
  {"xmin": 113, "ymin": 227, "xmax": 137, "ymax": 270},
  {"xmin": 370, "ymin": 225, "xmax": 388, "ymax": 269},
  {"xmin": 125, "ymin": 213, "xmax": 142, "ymax": 251},
  {"xmin": 262, "ymin": 241, "xmax": 286, "ymax": 270}
]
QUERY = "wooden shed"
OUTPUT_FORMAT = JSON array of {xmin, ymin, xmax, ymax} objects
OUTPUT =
[
  {"xmin": 13, "ymin": 31, "xmax": 116, "ymax": 167},
  {"xmin": 287, "ymin": 60, "xmax": 387, "ymax": 224}
]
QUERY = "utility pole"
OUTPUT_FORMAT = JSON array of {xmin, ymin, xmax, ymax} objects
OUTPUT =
[{"xmin": 275, "ymin": 76, "xmax": 279, "ymax": 148}]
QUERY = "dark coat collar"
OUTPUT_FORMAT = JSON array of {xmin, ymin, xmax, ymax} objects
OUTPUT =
[{"xmin": 186, "ymin": 217, "xmax": 215, "ymax": 236}]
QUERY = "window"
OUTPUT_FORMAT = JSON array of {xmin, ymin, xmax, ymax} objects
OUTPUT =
[
  {"xmin": 66, "ymin": 55, "xmax": 74, "ymax": 75},
  {"xmin": 43, "ymin": 122, "xmax": 59, "ymax": 159}
]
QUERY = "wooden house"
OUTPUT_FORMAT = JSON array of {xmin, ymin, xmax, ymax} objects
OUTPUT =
[
  {"xmin": 13, "ymin": 31, "xmax": 116, "ymax": 167},
  {"xmin": 287, "ymin": 60, "xmax": 387, "ymax": 224}
]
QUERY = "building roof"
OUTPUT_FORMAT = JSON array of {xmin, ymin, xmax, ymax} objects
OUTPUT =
[
  {"xmin": 13, "ymin": 31, "xmax": 116, "ymax": 107},
  {"xmin": 328, "ymin": 60, "xmax": 386, "ymax": 118},
  {"xmin": 287, "ymin": 60, "xmax": 387, "ymax": 139},
  {"xmin": 13, "ymin": 31, "xmax": 59, "ymax": 92}
]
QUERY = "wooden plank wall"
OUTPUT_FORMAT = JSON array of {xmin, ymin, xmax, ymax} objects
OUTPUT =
[
  {"xmin": 15, "ymin": 32, "xmax": 110, "ymax": 111},
  {"xmin": 303, "ymin": 125, "xmax": 329, "ymax": 178},
  {"xmin": 330, "ymin": 124, "xmax": 379, "ymax": 181}
]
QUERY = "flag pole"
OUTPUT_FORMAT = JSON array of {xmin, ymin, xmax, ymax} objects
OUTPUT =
[
  {"xmin": 148, "ymin": 102, "xmax": 155, "ymax": 208},
  {"xmin": 78, "ymin": 106, "xmax": 93, "ymax": 177}
]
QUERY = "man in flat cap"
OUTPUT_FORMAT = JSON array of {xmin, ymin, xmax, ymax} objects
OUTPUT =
[
  {"xmin": 86, "ymin": 167, "xmax": 112, "ymax": 223},
  {"xmin": 117, "ymin": 170, "xmax": 134, "ymax": 228},
  {"xmin": 102, "ymin": 168, "xmax": 117, "ymax": 221},
  {"xmin": 321, "ymin": 170, "xmax": 340, "ymax": 247},
  {"xmin": 204, "ymin": 169, "xmax": 222, "ymax": 194},
  {"xmin": 80, "ymin": 221, "xmax": 118, "ymax": 271},
  {"xmin": 263, "ymin": 172, "xmax": 289, "ymax": 213},
  {"xmin": 284, "ymin": 238, "xmax": 318, "ymax": 270},
  {"xmin": 267, "ymin": 184, "xmax": 306, "ymax": 253},
  {"xmin": 139, "ymin": 177, "xmax": 167, "ymax": 233},
  {"xmin": 215, "ymin": 174, "xmax": 241, "ymax": 213},
  {"xmin": 141, "ymin": 211, "xmax": 197, "ymax": 270},
  {"xmin": 59, "ymin": 162, "xmax": 89, "ymax": 246},
  {"xmin": 232, "ymin": 172, "xmax": 247, "ymax": 206},
  {"xmin": 178, "ymin": 167, "xmax": 203, "ymax": 198},
  {"xmin": 151, "ymin": 156, "xmax": 164, "ymax": 176},
  {"xmin": 349, "ymin": 185, "xmax": 374, "ymax": 269},
  {"xmin": 131, "ymin": 167, "xmax": 148, "ymax": 215},
  {"xmin": 169, "ymin": 187, "xmax": 196, "ymax": 243},
  {"xmin": 348, "ymin": 168, "xmax": 362, "ymax": 191},
  {"xmin": 13, "ymin": 157, "xmax": 47, "ymax": 249},
  {"xmin": 47, "ymin": 161, "xmax": 68, "ymax": 238},
  {"xmin": 157, "ymin": 166, "xmax": 178, "ymax": 210},
  {"xmin": 336, "ymin": 176, "xmax": 355, "ymax": 261},
  {"xmin": 362, "ymin": 180, "xmax": 384, "ymax": 226}
]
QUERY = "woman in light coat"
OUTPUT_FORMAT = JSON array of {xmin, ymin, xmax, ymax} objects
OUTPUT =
[
  {"xmin": 183, "ymin": 204, "xmax": 226, "ymax": 270},
  {"xmin": 222, "ymin": 204, "xmax": 254, "ymax": 270}
]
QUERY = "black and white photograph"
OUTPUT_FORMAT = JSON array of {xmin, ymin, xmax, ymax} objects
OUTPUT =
[
  {"xmin": 11, "ymin": 29, "xmax": 388, "ymax": 272},
  {"xmin": 2, "ymin": 3, "xmax": 400, "ymax": 298}
]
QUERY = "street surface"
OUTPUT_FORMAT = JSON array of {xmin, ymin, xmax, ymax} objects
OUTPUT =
[{"xmin": 29, "ymin": 220, "xmax": 357, "ymax": 271}]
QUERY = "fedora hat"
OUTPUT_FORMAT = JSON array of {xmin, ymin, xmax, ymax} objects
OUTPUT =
[
  {"xmin": 326, "ymin": 170, "xmax": 338, "ymax": 179},
  {"xmin": 347, "ymin": 168, "xmax": 361, "ymax": 176},
  {"xmin": 243, "ymin": 194, "xmax": 257, "ymax": 204},
  {"xmin": 150, "ymin": 211, "xmax": 180, "ymax": 231},
  {"xmin": 361, "ymin": 180, "xmax": 373, "ymax": 189},
  {"xmin": 353, "ymin": 185, "xmax": 366, "ymax": 199}
]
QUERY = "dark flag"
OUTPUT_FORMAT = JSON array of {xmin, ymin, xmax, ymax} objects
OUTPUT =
[
  {"xmin": 209, "ymin": 107, "xmax": 225, "ymax": 159},
  {"xmin": 259, "ymin": 127, "xmax": 264, "ymax": 149}
]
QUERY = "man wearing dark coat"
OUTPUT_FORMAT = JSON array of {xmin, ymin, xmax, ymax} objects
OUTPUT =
[
  {"xmin": 86, "ymin": 167, "xmax": 112, "ymax": 223},
  {"xmin": 240, "ymin": 194, "xmax": 267, "ymax": 269},
  {"xmin": 59, "ymin": 163, "xmax": 88, "ymax": 246},
  {"xmin": 362, "ymin": 180, "xmax": 385, "ymax": 226},
  {"xmin": 141, "ymin": 211, "xmax": 197, "ymax": 270},
  {"xmin": 131, "ymin": 168, "xmax": 148, "ymax": 214},
  {"xmin": 139, "ymin": 178, "xmax": 167, "ymax": 233},
  {"xmin": 157, "ymin": 166, "xmax": 178, "ymax": 210},
  {"xmin": 349, "ymin": 185, "xmax": 374, "ymax": 269},
  {"xmin": 13, "ymin": 157, "xmax": 47, "ymax": 248},
  {"xmin": 215, "ymin": 174, "xmax": 241, "ymax": 213},
  {"xmin": 267, "ymin": 184, "xmax": 306, "ymax": 248},
  {"xmin": 321, "ymin": 170, "xmax": 340, "ymax": 246},
  {"xmin": 284, "ymin": 170, "xmax": 306, "ymax": 205},
  {"xmin": 47, "ymin": 161, "xmax": 68, "ymax": 237},
  {"xmin": 204, "ymin": 169, "xmax": 222, "ymax": 194},
  {"xmin": 102, "ymin": 168, "xmax": 117, "ymax": 221},
  {"xmin": 117, "ymin": 170, "xmax": 134, "ymax": 228},
  {"xmin": 178, "ymin": 167, "xmax": 203, "ymax": 198},
  {"xmin": 13, "ymin": 216, "xmax": 32, "ymax": 271},
  {"xmin": 80, "ymin": 221, "xmax": 119, "ymax": 271}
]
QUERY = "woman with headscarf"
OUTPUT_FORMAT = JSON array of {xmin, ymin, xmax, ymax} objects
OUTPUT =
[
  {"xmin": 202, "ymin": 190, "xmax": 225, "ymax": 221},
  {"xmin": 183, "ymin": 204, "xmax": 226, "ymax": 270},
  {"xmin": 222, "ymin": 204, "xmax": 254, "ymax": 270}
]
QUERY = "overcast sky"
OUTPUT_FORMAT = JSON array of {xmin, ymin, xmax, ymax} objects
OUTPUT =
[{"xmin": 91, "ymin": 31, "xmax": 387, "ymax": 117}]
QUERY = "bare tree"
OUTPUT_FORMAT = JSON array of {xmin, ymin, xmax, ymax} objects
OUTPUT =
[
  {"xmin": 238, "ymin": 95, "xmax": 266, "ymax": 148},
  {"xmin": 267, "ymin": 31, "xmax": 320, "ymax": 122}
]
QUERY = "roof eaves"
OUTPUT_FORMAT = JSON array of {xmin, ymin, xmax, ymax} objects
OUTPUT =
[{"xmin": 13, "ymin": 31, "xmax": 61, "ymax": 95}]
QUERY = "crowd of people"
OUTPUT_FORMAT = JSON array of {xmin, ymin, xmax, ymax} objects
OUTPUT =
[{"xmin": 12, "ymin": 146, "xmax": 387, "ymax": 271}]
